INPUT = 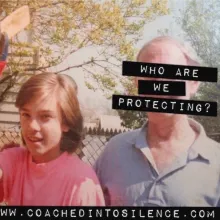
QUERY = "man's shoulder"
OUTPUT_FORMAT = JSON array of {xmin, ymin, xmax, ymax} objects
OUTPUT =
[
  {"xmin": 95, "ymin": 128, "xmax": 141, "ymax": 163},
  {"xmin": 106, "ymin": 128, "xmax": 141, "ymax": 151},
  {"xmin": 200, "ymin": 136, "xmax": 220, "ymax": 167},
  {"xmin": 207, "ymin": 137, "xmax": 220, "ymax": 146},
  {"xmin": 206, "ymin": 137, "xmax": 220, "ymax": 158},
  {"xmin": 93, "ymin": 128, "xmax": 142, "ymax": 176}
]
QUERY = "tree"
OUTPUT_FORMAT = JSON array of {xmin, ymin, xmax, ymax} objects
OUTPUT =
[
  {"xmin": 0, "ymin": 0, "xmax": 169, "ymax": 103},
  {"xmin": 177, "ymin": 0, "xmax": 220, "ymax": 141}
]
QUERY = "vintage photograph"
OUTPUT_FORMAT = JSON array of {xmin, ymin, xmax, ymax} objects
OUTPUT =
[{"xmin": 0, "ymin": 0, "xmax": 219, "ymax": 208}]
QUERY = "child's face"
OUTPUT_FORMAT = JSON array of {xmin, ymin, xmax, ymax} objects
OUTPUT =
[{"xmin": 19, "ymin": 94, "xmax": 69, "ymax": 162}]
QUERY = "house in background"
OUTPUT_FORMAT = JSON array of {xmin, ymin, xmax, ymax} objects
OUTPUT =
[
  {"xmin": 83, "ymin": 114, "xmax": 129, "ymax": 133},
  {"xmin": 0, "ymin": 8, "xmax": 48, "ymax": 131},
  {"xmin": 0, "ymin": 43, "xmax": 46, "ymax": 131},
  {"xmin": 98, "ymin": 115, "xmax": 129, "ymax": 132}
]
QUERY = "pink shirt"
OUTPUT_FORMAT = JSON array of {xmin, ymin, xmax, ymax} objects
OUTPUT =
[{"xmin": 0, "ymin": 147, "xmax": 105, "ymax": 206}]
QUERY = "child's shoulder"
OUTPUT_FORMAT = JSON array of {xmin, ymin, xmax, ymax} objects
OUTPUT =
[
  {"xmin": 0, "ymin": 145, "xmax": 27, "ymax": 157},
  {"xmin": 65, "ymin": 154, "xmax": 99, "ymax": 183},
  {"xmin": 0, "ymin": 146, "xmax": 28, "ymax": 172}
]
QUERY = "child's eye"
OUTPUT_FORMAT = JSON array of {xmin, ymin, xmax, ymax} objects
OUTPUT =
[
  {"xmin": 21, "ymin": 113, "xmax": 30, "ymax": 118},
  {"xmin": 42, "ymin": 115, "xmax": 51, "ymax": 120}
]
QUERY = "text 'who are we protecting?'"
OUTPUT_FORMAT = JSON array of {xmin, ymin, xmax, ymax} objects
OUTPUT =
[{"xmin": 112, "ymin": 61, "xmax": 218, "ymax": 117}]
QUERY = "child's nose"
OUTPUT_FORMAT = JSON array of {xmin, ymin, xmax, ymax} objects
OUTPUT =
[{"xmin": 29, "ymin": 119, "xmax": 41, "ymax": 131}]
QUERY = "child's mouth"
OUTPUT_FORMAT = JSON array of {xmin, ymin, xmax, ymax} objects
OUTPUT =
[{"xmin": 28, "ymin": 137, "xmax": 43, "ymax": 143}]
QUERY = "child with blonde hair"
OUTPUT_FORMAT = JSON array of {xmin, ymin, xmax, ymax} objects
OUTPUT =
[{"xmin": 0, "ymin": 72, "xmax": 105, "ymax": 206}]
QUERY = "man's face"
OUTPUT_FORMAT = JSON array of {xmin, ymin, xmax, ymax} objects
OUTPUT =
[{"xmin": 137, "ymin": 41, "xmax": 199, "ymax": 100}]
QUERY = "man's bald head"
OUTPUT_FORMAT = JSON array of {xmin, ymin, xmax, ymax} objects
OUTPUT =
[
  {"xmin": 137, "ymin": 36, "xmax": 199, "ymax": 67},
  {"xmin": 135, "ymin": 36, "xmax": 200, "ymax": 100}
]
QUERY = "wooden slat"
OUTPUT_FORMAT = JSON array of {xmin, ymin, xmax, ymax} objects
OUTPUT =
[
  {"xmin": 0, "ymin": 112, "xmax": 19, "ymax": 123},
  {"xmin": 0, "ymin": 102, "xmax": 18, "ymax": 113}
]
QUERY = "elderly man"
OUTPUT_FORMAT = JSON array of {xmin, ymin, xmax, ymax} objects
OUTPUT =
[{"xmin": 94, "ymin": 36, "xmax": 220, "ymax": 206}]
